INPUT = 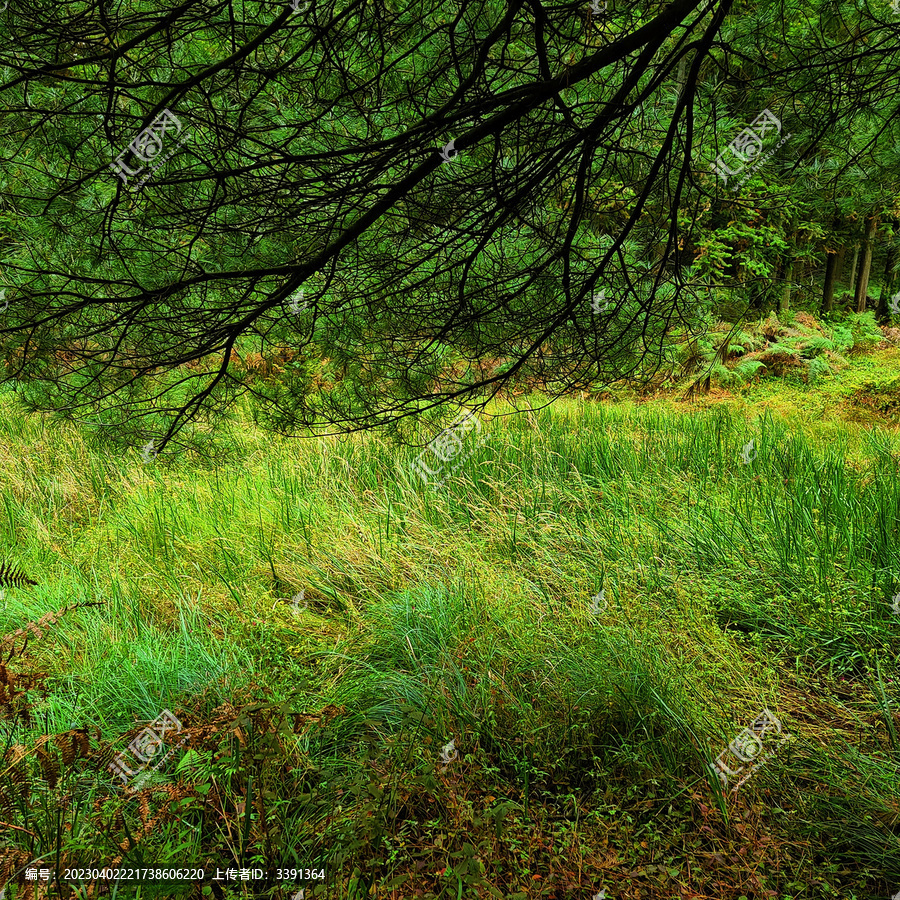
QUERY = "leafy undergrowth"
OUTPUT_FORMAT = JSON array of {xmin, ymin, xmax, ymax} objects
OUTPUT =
[
  {"xmin": 665, "ymin": 309, "xmax": 885, "ymax": 395},
  {"xmin": 2, "ymin": 654, "xmax": 896, "ymax": 900},
  {"xmin": 596, "ymin": 311, "xmax": 900, "ymax": 435},
  {"xmin": 847, "ymin": 375, "xmax": 900, "ymax": 425},
  {"xmin": 186, "ymin": 308, "xmax": 894, "ymax": 411}
]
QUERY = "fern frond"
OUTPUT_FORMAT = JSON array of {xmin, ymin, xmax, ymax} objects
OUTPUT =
[
  {"xmin": 0, "ymin": 563, "xmax": 38, "ymax": 590},
  {"xmin": 734, "ymin": 359, "xmax": 766, "ymax": 381},
  {"xmin": 0, "ymin": 601, "xmax": 104, "ymax": 653},
  {"xmin": 34, "ymin": 736, "xmax": 59, "ymax": 788}
]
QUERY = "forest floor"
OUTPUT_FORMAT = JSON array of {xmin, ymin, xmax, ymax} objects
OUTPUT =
[{"xmin": 0, "ymin": 332, "xmax": 898, "ymax": 900}]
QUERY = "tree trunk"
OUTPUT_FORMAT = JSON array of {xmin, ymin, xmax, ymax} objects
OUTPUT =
[
  {"xmin": 822, "ymin": 250, "xmax": 838, "ymax": 314},
  {"xmin": 834, "ymin": 246, "xmax": 846, "ymax": 282},
  {"xmin": 676, "ymin": 50, "xmax": 693, "ymax": 99},
  {"xmin": 878, "ymin": 224, "xmax": 897, "ymax": 322},
  {"xmin": 847, "ymin": 243, "xmax": 860, "ymax": 300},
  {"xmin": 855, "ymin": 215, "xmax": 878, "ymax": 313},
  {"xmin": 749, "ymin": 283, "xmax": 765, "ymax": 313},
  {"xmin": 779, "ymin": 259, "xmax": 795, "ymax": 315},
  {"xmin": 779, "ymin": 231, "xmax": 796, "ymax": 316}
]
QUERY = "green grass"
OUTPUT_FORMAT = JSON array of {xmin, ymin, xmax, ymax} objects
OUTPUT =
[{"xmin": 0, "ymin": 354, "xmax": 898, "ymax": 899}]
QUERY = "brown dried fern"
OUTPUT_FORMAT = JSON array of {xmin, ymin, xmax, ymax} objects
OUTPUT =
[
  {"xmin": 54, "ymin": 728, "xmax": 92, "ymax": 768},
  {"xmin": 0, "ymin": 601, "xmax": 104, "ymax": 656},
  {"xmin": 0, "ymin": 848, "xmax": 34, "ymax": 900},
  {"xmin": 33, "ymin": 736, "xmax": 59, "ymax": 789},
  {"xmin": 1, "ymin": 745, "xmax": 30, "ymax": 805},
  {"xmin": 107, "ymin": 782, "xmax": 196, "ymax": 864},
  {"xmin": 0, "ymin": 663, "xmax": 48, "ymax": 727}
]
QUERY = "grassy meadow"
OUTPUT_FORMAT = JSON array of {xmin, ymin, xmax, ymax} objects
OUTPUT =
[{"xmin": 0, "ymin": 342, "xmax": 899, "ymax": 899}]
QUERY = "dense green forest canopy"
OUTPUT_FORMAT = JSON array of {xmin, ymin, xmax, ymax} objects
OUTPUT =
[{"xmin": 0, "ymin": 0, "xmax": 898, "ymax": 453}]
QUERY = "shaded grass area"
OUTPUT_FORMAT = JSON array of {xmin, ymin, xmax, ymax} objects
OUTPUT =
[{"xmin": 0, "ymin": 370, "xmax": 898, "ymax": 898}]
